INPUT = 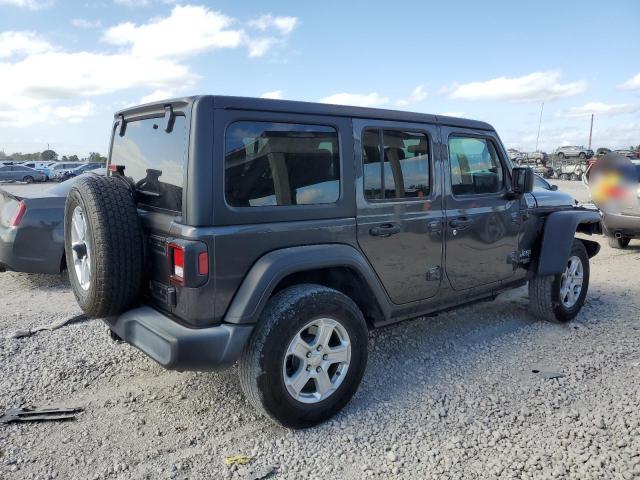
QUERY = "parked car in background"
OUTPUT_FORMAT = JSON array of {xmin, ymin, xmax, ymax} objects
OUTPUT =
[
  {"xmin": 555, "ymin": 145, "xmax": 594, "ymax": 159},
  {"xmin": 59, "ymin": 163, "xmax": 104, "ymax": 182},
  {"xmin": 516, "ymin": 156, "xmax": 553, "ymax": 178},
  {"xmin": 19, "ymin": 161, "xmax": 56, "ymax": 180},
  {"xmin": 50, "ymin": 162, "xmax": 84, "ymax": 181},
  {"xmin": 0, "ymin": 168, "xmax": 106, "ymax": 273},
  {"xmin": 507, "ymin": 148, "xmax": 524, "ymax": 161},
  {"xmin": 614, "ymin": 149, "xmax": 639, "ymax": 159},
  {"xmin": 553, "ymin": 157, "xmax": 588, "ymax": 181},
  {"xmin": 595, "ymin": 148, "xmax": 611, "ymax": 159},
  {"xmin": 0, "ymin": 165, "xmax": 47, "ymax": 183}
]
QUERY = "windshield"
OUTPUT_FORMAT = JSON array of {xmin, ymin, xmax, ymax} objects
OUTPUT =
[{"xmin": 110, "ymin": 115, "xmax": 187, "ymax": 212}]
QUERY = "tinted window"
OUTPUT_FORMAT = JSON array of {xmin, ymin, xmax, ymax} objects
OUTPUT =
[
  {"xmin": 225, "ymin": 121, "xmax": 340, "ymax": 207},
  {"xmin": 110, "ymin": 115, "xmax": 187, "ymax": 212},
  {"xmin": 449, "ymin": 137, "xmax": 504, "ymax": 195},
  {"xmin": 363, "ymin": 128, "xmax": 430, "ymax": 200}
]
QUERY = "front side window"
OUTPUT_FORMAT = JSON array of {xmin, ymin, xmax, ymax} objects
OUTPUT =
[
  {"xmin": 363, "ymin": 128, "xmax": 430, "ymax": 200},
  {"xmin": 110, "ymin": 115, "xmax": 187, "ymax": 212},
  {"xmin": 449, "ymin": 136, "xmax": 504, "ymax": 195},
  {"xmin": 225, "ymin": 121, "xmax": 340, "ymax": 207}
]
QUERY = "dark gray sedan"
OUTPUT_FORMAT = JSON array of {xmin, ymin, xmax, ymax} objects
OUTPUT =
[
  {"xmin": 0, "ymin": 170, "xmax": 105, "ymax": 273},
  {"xmin": 0, "ymin": 165, "xmax": 47, "ymax": 183}
]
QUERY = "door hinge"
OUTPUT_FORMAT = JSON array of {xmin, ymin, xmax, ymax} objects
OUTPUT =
[{"xmin": 426, "ymin": 266, "xmax": 442, "ymax": 281}]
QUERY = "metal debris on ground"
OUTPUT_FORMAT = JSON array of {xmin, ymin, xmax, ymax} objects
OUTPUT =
[
  {"xmin": 532, "ymin": 368, "xmax": 566, "ymax": 380},
  {"xmin": 6, "ymin": 314, "xmax": 88, "ymax": 339},
  {"xmin": 0, "ymin": 406, "xmax": 84, "ymax": 424},
  {"xmin": 224, "ymin": 454, "xmax": 252, "ymax": 467}
]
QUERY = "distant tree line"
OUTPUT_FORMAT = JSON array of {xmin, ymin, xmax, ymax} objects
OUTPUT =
[{"xmin": 0, "ymin": 150, "xmax": 107, "ymax": 163}]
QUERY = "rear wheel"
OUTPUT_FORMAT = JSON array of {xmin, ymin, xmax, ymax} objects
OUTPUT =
[
  {"xmin": 557, "ymin": 152, "xmax": 565, "ymax": 159},
  {"xmin": 607, "ymin": 235, "xmax": 630, "ymax": 249},
  {"xmin": 529, "ymin": 240, "xmax": 589, "ymax": 322},
  {"xmin": 560, "ymin": 173, "xmax": 569, "ymax": 181},
  {"xmin": 570, "ymin": 173, "xmax": 578, "ymax": 181},
  {"xmin": 64, "ymin": 175, "xmax": 144, "ymax": 317},
  {"xmin": 23, "ymin": 176, "xmax": 34, "ymax": 183},
  {"xmin": 579, "ymin": 152, "xmax": 586, "ymax": 159},
  {"xmin": 239, "ymin": 284, "xmax": 368, "ymax": 428}
]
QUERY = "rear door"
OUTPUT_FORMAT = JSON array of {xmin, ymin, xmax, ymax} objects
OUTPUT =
[
  {"xmin": 442, "ymin": 128, "xmax": 520, "ymax": 290},
  {"xmin": 355, "ymin": 119, "xmax": 444, "ymax": 304}
]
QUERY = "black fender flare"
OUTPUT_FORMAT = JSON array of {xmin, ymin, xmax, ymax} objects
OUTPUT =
[
  {"xmin": 223, "ymin": 244, "xmax": 391, "ymax": 324},
  {"xmin": 537, "ymin": 210, "xmax": 601, "ymax": 276}
]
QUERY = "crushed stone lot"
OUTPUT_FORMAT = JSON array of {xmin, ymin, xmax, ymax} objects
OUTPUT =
[{"xmin": 1, "ymin": 181, "xmax": 639, "ymax": 479}]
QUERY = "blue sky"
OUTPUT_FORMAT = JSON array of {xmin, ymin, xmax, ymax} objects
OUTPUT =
[{"xmin": 1, "ymin": 0, "xmax": 638, "ymax": 156}]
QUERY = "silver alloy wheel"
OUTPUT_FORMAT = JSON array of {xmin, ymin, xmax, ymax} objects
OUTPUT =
[
  {"xmin": 70, "ymin": 206, "xmax": 91, "ymax": 291},
  {"xmin": 559, "ymin": 255, "xmax": 583, "ymax": 308},
  {"xmin": 282, "ymin": 317, "xmax": 351, "ymax": 404}
]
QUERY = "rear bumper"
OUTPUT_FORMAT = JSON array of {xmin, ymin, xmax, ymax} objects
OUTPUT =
[
  {"xmin": 105, "ymin": 306, "xmax": 253, "ymax": 371},
  {"xmin": 0, "ymin": 225, "xmax": 63, "ymax": 274},
  {"xmin": 602, "ymin": 211, "xmax": 640, "ymax": 237}
]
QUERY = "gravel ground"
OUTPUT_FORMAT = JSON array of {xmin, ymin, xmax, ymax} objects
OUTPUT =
[{"xmin": 1, "ymin": 180, "xmax": 639, "ymax": 480}]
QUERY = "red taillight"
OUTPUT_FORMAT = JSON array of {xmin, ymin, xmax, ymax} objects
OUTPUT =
[
  {"xmin": 168, "ymin": 242, "xmax": 185, "ymax": 285},
  {"xmin": 10, "ymin": 201, "xmax": 26, "ymax": 227},
  {"xmin": 198, "ymin": 252, "xmax": 209, "ymax": 275}
]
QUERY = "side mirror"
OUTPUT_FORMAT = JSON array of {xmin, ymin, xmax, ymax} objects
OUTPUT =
[
  {"xmin": 512, "ymin": 167, "xmax": 534, "ymax": 195},
  {"xmin": 550, "ymin": 184, "xmax": 558, "ymax": 191}
]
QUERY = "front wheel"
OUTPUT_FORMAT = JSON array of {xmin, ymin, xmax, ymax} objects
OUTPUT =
[
  {"xmin": 560, "ymin": 173, "xmax": 569, "ymax": 181},
  {"xmin": 579, "ymin": 152, "xmax": 586, "ymax": 159},
  {"xmin": 239, "ymin": 284, "xmax": 368, "ymax": 428},
  {"xmin": 607, "ymin": 235, "xmax": 630, "ymax": 249},
  {"xmin": 529, "ymin": 240, "xmax": 589, "ymax": 322}
]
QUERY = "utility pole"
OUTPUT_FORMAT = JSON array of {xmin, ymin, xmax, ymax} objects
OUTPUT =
[
  {"xmin": 535, "ymin": 101, "xmax": 544, "ymax": 152},
  {"xmin": 588, "ymin": 114, "xmax": 594, "ymax": 150}
]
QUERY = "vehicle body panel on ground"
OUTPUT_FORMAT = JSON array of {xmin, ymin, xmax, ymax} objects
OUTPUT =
[{"xmin": 63, "ymin": 96, "xmax": 601, "ymax": 427}]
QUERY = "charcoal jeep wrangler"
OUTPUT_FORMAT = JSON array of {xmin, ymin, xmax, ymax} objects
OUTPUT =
[{"xmin": 64, "ymin": 96, "xmax": 601, "ymax": 428}]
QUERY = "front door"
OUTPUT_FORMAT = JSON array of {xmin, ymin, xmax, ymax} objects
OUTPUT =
[
  {"xmin": 442, "ymin": 129, "xmax": 520, "ymax": 290},
  {"xmin": 355, "ymin": 119, "xmax": 444, "ymax": 304}
]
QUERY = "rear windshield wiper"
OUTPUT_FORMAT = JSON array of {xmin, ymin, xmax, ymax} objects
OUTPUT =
[{"xmin": 135, "ymin": 188, "xmax": 161, "ymax": 198}]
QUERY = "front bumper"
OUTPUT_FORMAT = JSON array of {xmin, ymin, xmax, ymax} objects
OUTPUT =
[{"xmin": 105, "ymin": 306, "xmax": 254, "ymax": 371}]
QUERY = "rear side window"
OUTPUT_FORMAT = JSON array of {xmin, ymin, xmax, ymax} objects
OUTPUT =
[
  {"xmin": 110, "ymin": 115, "xmax": 187, "ymax": 212},
  {"xmin": 449, "ymin": 136, "xmax": 504, "ymax": 195},
  {"xmin": 362, "ymin": 128, "xmax": 430, "ymax": 200},
  {"xmin": 225, "ymin": 121, "xmax": 340, "ymax": 207}
]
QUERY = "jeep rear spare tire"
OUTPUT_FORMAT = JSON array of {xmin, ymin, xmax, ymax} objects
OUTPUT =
[{"xmin": 64, "ymin": 175, "xmax": 144, "ymax": 317}]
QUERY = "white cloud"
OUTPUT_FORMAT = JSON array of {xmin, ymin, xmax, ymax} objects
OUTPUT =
[
  {"xmin": 260, "ymin": 90, "xmax": 283, "ymax": 99},
  {"xmin": 53, "ymin": 101, "xmax": 95, "ymax": 123},
  {"xmin": 396, "ymin": 85, "xmax": 427, "ymax": 106},
  {"xmin": 71, "ymin": 18, "xmax": 103, "ymax": 29},
  {"xmin": 320, "ymin": 92, "xmax": 389, "ymax": 108},
  {"xmin": 249, "ymin": 14, "xmax": 298, "ymax": 35},
  {"xmin": 620, "ymin": 73, "xmax": 640, "ymax": 91},
  {"xmin": 103, "ymin": 5, "xmax": 244, "ymax": 58},
  {"xmin": 0, "ymin": 50, "xmax": 194, "ymax": 126},
  {"xmin": 447, "ymin": 71, "xmax": 586, "ymax": 103},
  {"xmin": 0, "ymin": 0, "xmax": 51, "ymax": 9},
  {"xmin": 0, "ymin": 31, "xmax": 53, "ymax": 58},
  {"xmin": 140, "ymin": 89, "xmax": 175, "ymax": 104},
  {"xmin": 102, "ymin": 5, "xmax": 297, "ymax": 59},
  {"xmin": 557, "ymin": 102, "xmax": 639, "ymax": 118}
]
